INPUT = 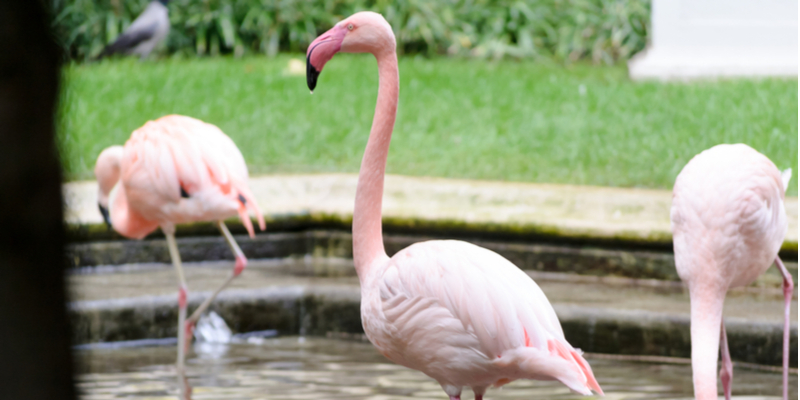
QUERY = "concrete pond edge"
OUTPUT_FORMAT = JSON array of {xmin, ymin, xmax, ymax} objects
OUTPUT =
[
  {"xmin": 67, "ymin": 230, "xmax": 798, "ymax": 285},
  {"xmin": 70, "ymin": 284, "xmax": 798, "ymax": 368},
  {"xmin": 66, "ymin": 212, "xmax": 799, "ymax": 255}
]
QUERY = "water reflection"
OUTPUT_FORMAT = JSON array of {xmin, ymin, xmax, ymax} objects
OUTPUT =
[{"xmin": 75, "ymin": 337, "xmax": 795, "ymax": 399}]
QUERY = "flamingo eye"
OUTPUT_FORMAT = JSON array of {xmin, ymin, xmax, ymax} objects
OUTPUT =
[{"xmin": 347, "ymin": 23, "xmax": 354, "ymax": 31}]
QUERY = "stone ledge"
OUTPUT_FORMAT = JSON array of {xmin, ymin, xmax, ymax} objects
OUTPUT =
[
  {"xmin": 66, "ymin": 231, "xmax": 798, "ymax": 285},
  {"xmin": 69, "ymin": 284, "xmax": 798, "ymax": 367},
  {"xmin": 63, "ymin": 174, "xmax": 799, "ymax": 253}
]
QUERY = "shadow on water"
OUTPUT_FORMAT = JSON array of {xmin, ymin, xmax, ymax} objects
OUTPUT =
[{"xmin": 74, "ymin": 337, "xmax": 796, "ymax": 399}]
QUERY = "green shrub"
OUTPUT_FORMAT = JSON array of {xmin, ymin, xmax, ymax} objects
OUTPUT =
[{"xmin": 50, "ymin": 0, "xmax": 650, "ymax": 63}]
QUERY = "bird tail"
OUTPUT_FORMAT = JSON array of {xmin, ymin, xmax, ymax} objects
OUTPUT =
[
  {"xmin": 547, "ymin": 339, "xmax": 604, "ymax": 396},
  {"xmin": 511, "ymin": 339, "xmax": 603, "ymax": 396},
  {"xmin": 548, "ymin": 340, "xmax": 603, "ymax": 396},
  {"xmin": 95, "ymin": 48, "xmax": 112, "ymax": 60},
  {"xmin": 781, "ymin": 168, "xmax": 792, "ymax": 194}
]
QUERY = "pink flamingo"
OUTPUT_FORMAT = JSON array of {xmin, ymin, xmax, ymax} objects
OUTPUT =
[
  {"xmin": 671, "ymin": 144, "xmax": 793, "ymax": 400},
  {"xmin": 94, "ymin": 115, "xmax": 265, "ymax": 374},
  {"xmin": 306, "ymin": 12, "xmax": 603, "ymax": 399}
]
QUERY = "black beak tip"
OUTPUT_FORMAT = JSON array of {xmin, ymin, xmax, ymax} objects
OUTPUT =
[
  {"xmin": 98, "ymin": 203, "xmax": 112, "ymax": 231},
  {"xmin": 306, "ymin": 55, "xmax": 319, "ymax": 92}
]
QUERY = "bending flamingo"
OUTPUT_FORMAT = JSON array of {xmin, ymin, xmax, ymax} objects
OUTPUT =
[
  {"xmin": 94, "ymin": 115, "xmax": 265, "ymax": 375},
  {"xmin": 306, "ymin": 12, "xmax": 602, "ymax": 399},
  {"xmin": 671, "ymin": 144, "xmax": 793, "ymax": 400}
]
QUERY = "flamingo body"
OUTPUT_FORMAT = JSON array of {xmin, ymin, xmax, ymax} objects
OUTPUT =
[
  {"xmin": 361, "ymin": 240, "xmax": 600, "ymax": 395},
  {"xmin": 99, "ymin": 114, "xmax": 264, "ymax": 238},
  {"xmin": 671, "ymin": 143, "xmax": 791, "ymax": 399},
  {"xmin": 672, "ymin": 144, "xmax": 787, "ymax": 289}
]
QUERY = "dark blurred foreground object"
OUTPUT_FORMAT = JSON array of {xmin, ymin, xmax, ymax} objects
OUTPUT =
[
  {"xmin": 0, "ymin": 1, "xmax": 76, "ymax": 399},
  {"xmin": 96, "ymin": 0, "xmax": 170, "ymax": 59}
]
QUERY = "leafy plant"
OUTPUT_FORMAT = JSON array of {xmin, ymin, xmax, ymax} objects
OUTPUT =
[{"xmin": 50, "ymin": 0, "xmax": 650, "ymax": 63}]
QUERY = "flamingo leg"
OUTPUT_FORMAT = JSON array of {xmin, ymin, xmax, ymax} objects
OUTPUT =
[
  {"xmin": 719, "ymin": 320, "xmax": 732, "ymax": 400},
  {"xmin": 165, "ymin": 231, "xmax": 189, "ymax": 398},
  {"xmin": 472, "ymin": 386, "xmax": 486, "ymax": 400},
  {"xmin": 178, "ymin": 369, "xmax": 192, "ymax": 400},
  {"xmin": 442, "ymin": 384, "xmax": 461, "ymax": 400},
  {"xmin": 185, "ymin": 221, "xmax": 247, "ymax": 333},
  {"xmin": 774, "ymin": 256, "xmax": 794, "ymax": 400}
]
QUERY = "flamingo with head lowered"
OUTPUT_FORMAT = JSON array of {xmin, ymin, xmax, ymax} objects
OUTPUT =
[
  {"xmin": 671, "ymin": 144, "xmax": 793, "ymax": 400},
  {"xmin": 306, "ymin": 12, "xmax": 603, "ymax": 399},
  {"xmin": 94, "ymin": 115, "xmax": 266, "ymax": 390}
]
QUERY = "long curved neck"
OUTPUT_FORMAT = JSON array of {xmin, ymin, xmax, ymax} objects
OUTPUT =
[
  {"xmin": 352, "ymin": 51, "xmax": 398, "ymax": 277},
  {"xmin": 96, "ymin": 146, "xmax": 124, "ymax": 203},
  {"xmin": 110, "ymin": 182, "xmax": 160, "ymax": 240}
]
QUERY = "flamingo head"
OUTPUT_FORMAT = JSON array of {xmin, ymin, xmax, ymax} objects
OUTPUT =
[
  {"xmin": 94, "ymin": 145, "xmax": 124, "ymax": 229},
  {"xmin": 306, "ymin": 11, "xmax": 395, "ymax": 91}
]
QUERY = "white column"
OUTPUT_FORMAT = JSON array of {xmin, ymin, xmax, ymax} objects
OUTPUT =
[{"xmin": 629, "ymin": 0, "xmax": 798, "ymax": 80}]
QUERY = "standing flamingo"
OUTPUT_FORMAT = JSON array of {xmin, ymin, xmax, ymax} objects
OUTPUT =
[
  {"xmin": 306, "ymin": 12, "xmax": 603, "ymax": 399},
  {"xmin": 671, "ymin": 143, "xmax": 793, "ymax": 400},
  {"xmin": 94, "ymin": 115, "xmax": 266, "ymax": 376}
]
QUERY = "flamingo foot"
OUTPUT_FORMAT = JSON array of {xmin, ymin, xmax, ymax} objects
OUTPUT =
[{"xmin": 234, "ymin": 255, "xmax": 247, "ymax": 276}]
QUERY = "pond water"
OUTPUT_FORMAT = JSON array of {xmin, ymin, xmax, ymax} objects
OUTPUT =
[{"xmin": 75, "ymin": 337, "xmax": 794, "ymax": 400}]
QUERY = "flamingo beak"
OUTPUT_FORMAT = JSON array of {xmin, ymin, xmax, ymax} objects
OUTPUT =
[
  {"xmin": 306, "ymin": 24, "xmax": 348, "ymax": 92},
  {"xmin": 98, "ymin": 203, "xmax": 112, "ymax": 230}
]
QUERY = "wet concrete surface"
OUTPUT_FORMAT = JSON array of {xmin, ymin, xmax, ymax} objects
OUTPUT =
[
  {"xmin": 66, "ymin": 232, "xmax": 799, "ymax": 286},
  {"xmin": 74, "ymin": 337, "xmax": 796, "ymax": 399},
  {"xmin": 68, "ymin": 257, "xmax": 797, "ymax": 324},
  {"xmin": 68, "ymin": 257, "xmax": 798, "ymax": 367}
]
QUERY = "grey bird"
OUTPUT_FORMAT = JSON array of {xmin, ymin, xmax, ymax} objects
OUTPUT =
[{"xmin": 97, "ymin": 0, "xmax": 170, "ymax": 59}]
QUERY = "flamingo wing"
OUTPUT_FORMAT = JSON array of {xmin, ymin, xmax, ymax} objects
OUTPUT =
[
  {"xmin": 121, "ymin": 115, "xmax": 264, "ymax": 233},
  {"xmin": 378, "ymin": 240, "xmax": 564, "ymax": 358},
  {"xmin": 372, "ymin": 240, "xmax": 601, "ymax": 394}
]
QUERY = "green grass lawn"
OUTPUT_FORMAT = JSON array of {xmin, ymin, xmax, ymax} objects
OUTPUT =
[{"xmin": 59, "ymin": 55, "xmax": 798, "ymax": 195}]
